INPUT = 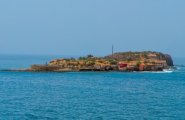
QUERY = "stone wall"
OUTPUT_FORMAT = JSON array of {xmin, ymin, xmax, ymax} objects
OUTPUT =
[{"xmin": 30, "ymin": 65, "xmax": 61, "ymax": 71}]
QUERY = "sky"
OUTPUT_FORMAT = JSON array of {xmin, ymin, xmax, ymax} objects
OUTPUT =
[{"xmin": 0, "ymin": 0, "xmax": 185, "ymax": 57}]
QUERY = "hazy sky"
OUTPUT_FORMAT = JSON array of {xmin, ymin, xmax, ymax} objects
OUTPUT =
[{"xmin": 0, "ymin": 1, "xmax": 184, "ymax": 57}]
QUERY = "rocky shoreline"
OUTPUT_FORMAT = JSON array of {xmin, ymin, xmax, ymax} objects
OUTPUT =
[{"xmin": 1, "ymin": 68, "xmax": 172, "ymax": 73}]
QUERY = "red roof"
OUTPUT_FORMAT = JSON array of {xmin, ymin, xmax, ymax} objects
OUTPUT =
[{"xmin": 119, "ymin": 63, "xmax": 127, "ymax": 68}]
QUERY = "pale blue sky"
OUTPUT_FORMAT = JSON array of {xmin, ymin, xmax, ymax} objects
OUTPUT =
[{"xmin": 0, "ymin": 0, "xmax": 184, "ymax": 57}]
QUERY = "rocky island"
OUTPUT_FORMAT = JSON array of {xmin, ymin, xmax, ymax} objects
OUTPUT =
[{"xmin": 2, "ymin": 51, "xmax": 174, "ymax": 72}]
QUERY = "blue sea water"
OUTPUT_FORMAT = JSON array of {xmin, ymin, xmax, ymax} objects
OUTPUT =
[{"xmin": 0, "ymin": 55, "xmax": 185, "ymax": 119}]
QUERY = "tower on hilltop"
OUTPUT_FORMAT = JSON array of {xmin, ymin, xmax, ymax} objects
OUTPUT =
[{"xmin": 112, "ymin": 45, "xmax": 114, "ymax": 59}]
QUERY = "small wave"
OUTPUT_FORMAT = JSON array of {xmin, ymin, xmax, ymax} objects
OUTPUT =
[
  {"xmin": 151, "ymin": 72, "xmax": 172, "ymax": 73},
  {"xmin": 163, "ymin": 71, "xmax": 173, "ymax": 73},
  {"xmin": 140, "ymin": 71, "xmax": 173, "ymax": 73}
]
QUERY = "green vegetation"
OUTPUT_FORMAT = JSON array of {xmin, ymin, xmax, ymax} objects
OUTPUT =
[
  {"xmin": 49, "ymin": 51, "xmax": 169, "ymax": 71},
  {"xmin": 67, "ymin": 63, "xmax": 70, "ymax": 66},
  {"xmin": 108, "ymin": 59, "xmax": 114, "ymax": 62},
  {"xmin": 126, "ymin": 57, "xmax": 132, "ymax": 62},
  {"xmin": 137, "ymin": 61, "xmax": 141, "ymax": 66},
  {"xmin": 83, "ymin": 61, "xmax": 87, "ymax": 66},
  {"xmin": 85, "ymin": 57, "xmax": 92, "ymax": 62},
  {"xmin": 87, "ymin": 61, "xmax": 95, "ymax": 66},
  {"xmin": 71, "ymin": 63, "xmax": 77, "ymax": 66},
  {"xmin": 142, "ymin": 52, "xmax": 148, "ymax": 58},
  {"xmin": 98, "ymin": 58, "xmax": 105, "ymax": 63},
  {"xmin": 78, "ymin": 57, "xmax": 86, "ymax": 60},
  {"xmin": 63, "ymin": 58, "xmax": 70, "ymax": 62},
  {"xmin": 110, "ymin": 61, "xmax": 117, "ymax": 65},
  {"xmin": 91, "ymin": 61, "xmax": 95, "ymax": 65},
  {"xmin": 122, "ymin": 52, "xmax": 126, "ymax": 56},
  {"xmin": 87, "ymin": 54, "xmax": 93, "ymax": 58},
  {"xmin": 78, "ymin": 55, "xmax": 95, "ymax": 61}
]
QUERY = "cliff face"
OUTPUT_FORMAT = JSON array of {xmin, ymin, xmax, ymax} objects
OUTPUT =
[
  {"xmin": 104, "ymin": 51, "xmax": 174, "ymax": 66},
  {"xmin": 155, "ymin": 53, "xmax": 174, "ymax": 66},
  {"xmin": 164, "ymin": 54, "xmax": 174, "ymax": 66}
]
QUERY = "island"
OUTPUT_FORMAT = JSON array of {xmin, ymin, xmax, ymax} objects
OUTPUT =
[{"xmin": 2, "ymin": 51, "xmax": 174, "ymax": 72}]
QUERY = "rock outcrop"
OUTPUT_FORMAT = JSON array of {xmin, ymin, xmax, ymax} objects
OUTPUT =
[
  {"xmin": 150, "ymin": 53, "xmax": 173, "ymax": 66},
  {"xmin": 104, "ymin": 51, "xmax": 174, "ymax": 66},
  {"xmin": 163, "ymin": 54, "xmax": 174, "ymax": 66}
]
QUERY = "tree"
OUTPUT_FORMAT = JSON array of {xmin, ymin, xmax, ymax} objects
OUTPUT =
[
  {"xmin": 56, "ymin": 60, "xmax": 60, "ymax": 65},
  {"xmin": 91, "ymin": 61, "xmax": 95, "ymax": 65},
  {"xmin": 87, "ymin": 54, "xmax": 93, "ymax": 58},
  {"xmin": 110, "ymin": 61, "xmax": 117, "ymax": 65},
  {"xmin": 99, "ymin": 58, "xmax": 105, "ymax": 63},
  {"xmin": 78, "ymin": 57, "xmax": 82, "ymax": 60},
  {"xmin": 137, "ymin": 61, "xmax": 141, "ymax": 66},
  {"xmin": 88, "ymin": 62, "xmax": 92, "ymax": 66},
  {"xmin": 108, "ymin": 59, "xmax": 114, "ymax": 62},
  {"xmin": 143, "ymin": 54, "xmax": 148, "ymax": 58},
  {"xmin": 67, "ymin": 63, "xmax": 70, "ymax": 66},
  {"xmin": 78, "ymin": 57, "xmax": 85, "ymax": 60},
  {"xmin": 63, "ymin": 58, "xmax": 70, "ymax": 62},
  {"xmin": 85, "ymin": 57, "xmax": 91, "ymax": 61},
  {"xmin": 83, "ymin": 61, "xmax": 87, "ymax": 66}
]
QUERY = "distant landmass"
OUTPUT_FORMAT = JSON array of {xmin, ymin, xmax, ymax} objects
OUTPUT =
[{"xmin": 1, "ymin": 51, "xmax": 174, "ymax": 72}]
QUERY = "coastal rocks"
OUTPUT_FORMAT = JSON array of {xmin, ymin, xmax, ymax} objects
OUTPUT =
[
  {"xmin": 156, "ymin": 53, "xmax": 174, "ymax": 66},
  {"xmin": 153, "ymin": 53, "xmax": 173, "ymax": 66},
  {"xmin": 164, "ymin": 54, "xmax": 174, "ymax": 66}
]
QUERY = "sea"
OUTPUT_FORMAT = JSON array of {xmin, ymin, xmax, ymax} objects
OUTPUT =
[{"xmin": 0, "ymin": 55, "xmax": 185, "ymax": 119}]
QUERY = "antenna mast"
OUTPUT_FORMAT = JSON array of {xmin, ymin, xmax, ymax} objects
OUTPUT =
[{"xmin": 112, "ymin": 45, "xmax": 114, "ymax": 59}]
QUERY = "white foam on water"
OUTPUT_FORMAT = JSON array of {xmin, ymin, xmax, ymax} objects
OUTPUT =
[
  {"xmin": 163, "ymin": 70, "xmax": 173, "ymax": 73},
  {"xmin": 140, "ymin": 70, "xmax": 173, "ymax": 73}
]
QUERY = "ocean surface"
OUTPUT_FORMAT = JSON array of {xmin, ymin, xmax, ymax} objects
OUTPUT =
[{"xmin": 0, "ymin": 55, "xmax": 185, "ymax": 119}]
